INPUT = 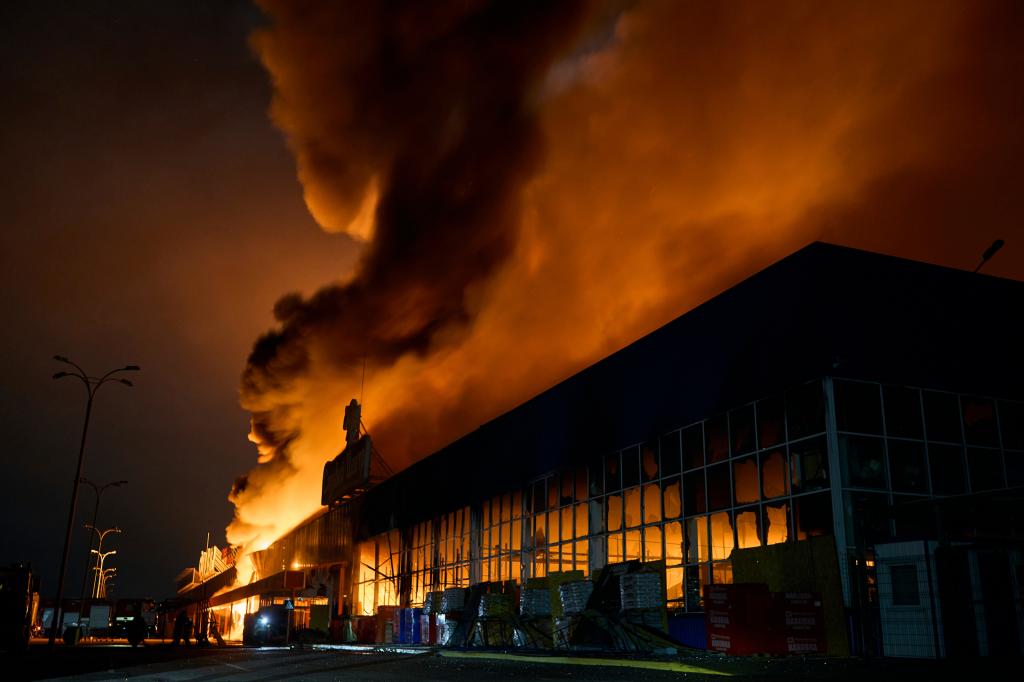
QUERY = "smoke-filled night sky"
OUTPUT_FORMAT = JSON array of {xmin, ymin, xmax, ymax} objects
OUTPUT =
[{"xmin": 2, "ymin": 0, "xmax": 1023, "ymax": 597}]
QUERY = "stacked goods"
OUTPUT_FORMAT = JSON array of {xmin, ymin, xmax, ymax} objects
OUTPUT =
[
  {"xmin": 472, "ymin": 593, "xmax": 516, "ymax": 647},
  {"xmin": 776, "ymin": 592, "xmax": 826, "ymax": 654},
  {"xmin": 545, "ymin": 570, "xmax": 585, "ymax": 617},
  {"xmin": 519, "ymin": 588, "xmax": 552, "ymax": 617},
  {"xmin": 440, "ymin": 587, "xmax": 467, "ymax": 614},
  {"xmin": 398, "ymin": 607, "xmax": 423, "ymax": 644},
  {"xmin": 420, "ymin": 591, "xmax": 442, "ymax": 644},
  {"xmin": 422, "ymin": 591, "xmax": 442, "ymax": 615},
  {"xmin": 437, "ymin": 614, "xmax": 456, "ymax": 646},
  {"xmin": 620, "ymin": 572, "xmax": 663, "ymax": 611},
  {"xmin": 515, "ymin": 582, "xmax": 555, "ymax": 649},
  {"xmin": 704, "ymin": 583, "xmax": 775, "ymax": 655},
  {"xmin": 376, "ymin": 605, "xmax": 399, "ymax": 644},
  {"xmin": 478, "ymin": 592, "xmax": 514, "ymax": 619},
  {"xmin": 558, "ymin": 580, "xmax": 594, "ymax": 616}
]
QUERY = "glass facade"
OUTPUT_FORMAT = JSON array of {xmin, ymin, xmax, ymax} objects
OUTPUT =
[
  {"xmin": 273, "ymin": 377, "xmax": 1021, "ymax": 619},
  {"xmin": 832, "ymin": 378, "xmax": 1024, "ymax": 545}
]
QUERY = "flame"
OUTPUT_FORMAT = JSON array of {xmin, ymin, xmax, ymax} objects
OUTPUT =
[{"xmin": 227, "ymin": 0, "xmax": 1024, "ymax": 558}]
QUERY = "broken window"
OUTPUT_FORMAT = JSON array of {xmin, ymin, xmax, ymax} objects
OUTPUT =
[
  {"xmin": 607, "ymin": 532, "xmax": 624, "ymax": 564},
  {"xmin": 575, "ymin": 502, "xmax": 588, "ymax": 538},
  {"xmin": 733, "ymin": 456, "xmax": 759, "ymax": 505},
  {"xmin": 643, "ymin": 483, "xmax": 661, "ymax": 524},
  {"xmin": 662, "ymin": 477, "xmax": 682, "ymax": 518},
  {"xmin": 790, "ymin": 436, "xmax": 829, "ymax": 494},
  {"xmin": 763, "ymin": 502, "xmax": 789, "ymax": 545},
  {"xmin": 644, "ymin": 526, "xmax": 663, "ymax": 561},
  {"xmin": 606, "ymin": 494, "xmax": 622, "ymax": 532},
  {"xmin": 760, "ymin": 448, "xmax": 788, "ymax": 499},
  {"xmin": 685, "ymin": 516, "xmax": 708, "ymax": 563},
  {"xmin": 735, "ymin": 508, "xmax": 761, "ymax": 549},
  {"xmin": 664, "ymin": 521, "xmax": 684, "ymax": 564},
  {"xmin": 624, "ymin": 487, "xmax": 641, "ymax": 528},
  {"xmin": 625, "ymin": 529, "xmax": 642, "ymax": 561},
  {"xmin": 709, "ymin": 511, "xmax": 735, "ymax": 561},
  {"xmin": 667, "ymin": 567, "xmax": 684, "ymax": 602}
]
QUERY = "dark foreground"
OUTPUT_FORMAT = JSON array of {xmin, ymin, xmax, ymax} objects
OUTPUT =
[{"xmin": 1, "ymin": 642, "xmax": 1016, "ymax": 681}]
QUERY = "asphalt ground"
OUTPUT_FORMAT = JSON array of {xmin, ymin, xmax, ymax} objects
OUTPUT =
[{"xmin": 1, "ymin": 642, "xmax": 1015, "ymax": 681}]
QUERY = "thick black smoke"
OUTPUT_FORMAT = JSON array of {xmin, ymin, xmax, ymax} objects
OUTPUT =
[{"xmin": 235, "ymin": 1, "xmax": 590, "ymax": 503}]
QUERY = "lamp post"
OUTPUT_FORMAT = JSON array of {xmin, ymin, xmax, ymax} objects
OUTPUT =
[
  {"xmin": 48, "ymin": 356, "xmax": 139, "ymax": 646},
  {"xmin": 86, "ymin": 527, "xmax": 122, "ymax": 598},
  {"xmin": 92, "ymin": 552, "xmax": 117, "ymax": 598},
  {"xmin": 97, "ymin": 567, "xmax": 117, "ymax": 599},
  {"xmin": 78, "ymin": 480, "xmax": 126, "ymax": 616}
]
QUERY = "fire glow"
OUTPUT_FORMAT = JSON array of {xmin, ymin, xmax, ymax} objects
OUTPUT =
[{"xmin": 226, "ymin": 0, "xmax": 1024, "ymax": 564}]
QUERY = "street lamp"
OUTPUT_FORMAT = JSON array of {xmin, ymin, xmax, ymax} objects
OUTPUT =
[
  {"xmin": 48, "ymin": 356, "xmax": 139, "ymax": 646},
  {"xmin": 91, "ymin": 549, "xmax": 117, "ymax": 599},
  {"xmin": 97, "ymin": 567, "xmax": 117, "ymax": 599},
  {"xmin": 78, "ymin": 480, "xmax": 127, "ymax": 612},
  {"xmin": 86, "ymin": 527, "xmax": 122, "ymax": 598}
]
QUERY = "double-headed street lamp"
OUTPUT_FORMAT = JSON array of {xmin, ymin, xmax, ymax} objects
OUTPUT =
[
  {"xmin": 91, "ymin": 548, "xmax": 117, "ymax": 599},
  {"xmin": 85, "ymin": 526, "xmax": 121, "ymax": 599},
  {"xmin": 48, "ymin": 356, "xmax": 139, "ymax": 646},
  {"xmin": 97, "ymin": 567, "xmax": 117, "ymax": 599},
  {"xmin": 78, "ymin": 480, "xmax": 126, "ymax": 609}
]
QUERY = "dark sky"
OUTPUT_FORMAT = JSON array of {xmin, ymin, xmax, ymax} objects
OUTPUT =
[{"xmin": 0, "ymin": 1, "xmax": 357, "ymax": 598}]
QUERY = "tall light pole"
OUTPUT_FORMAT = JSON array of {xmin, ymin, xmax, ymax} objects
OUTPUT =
[
  {"xmin": 48, "ymin": 356, "xmax": 139, "ymax": 646},
  {"xmin": 86, "ymin": 527, "xmax": 121, "ymax": 598},
  {"xmin": 78, "ymin": 480, "xmax": 127, "ymax": 615}
]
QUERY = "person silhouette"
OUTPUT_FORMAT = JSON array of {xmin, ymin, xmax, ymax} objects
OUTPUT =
[{"xmin": 172, "ymin": 610, "xmax": 189, "ymax": 646}]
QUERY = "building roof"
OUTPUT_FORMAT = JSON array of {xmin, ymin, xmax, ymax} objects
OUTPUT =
[{"xmin": 357, "ymin": 241, "xmax": 1024, "ymax": 536}]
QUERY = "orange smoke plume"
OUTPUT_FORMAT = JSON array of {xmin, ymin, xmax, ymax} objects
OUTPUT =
[{"xmin": 228, "ymin": 0, "xmax": 1024, "ymax": 553}]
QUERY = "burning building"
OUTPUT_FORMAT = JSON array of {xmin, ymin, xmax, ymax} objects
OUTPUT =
[{"xmin": 182, "ymin": 242, "xmax": 1023, "ymax": 656}]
